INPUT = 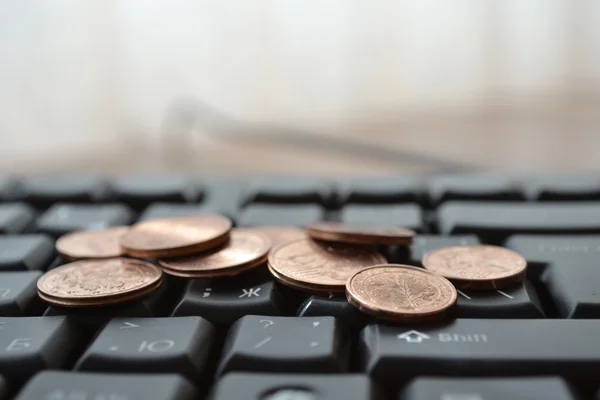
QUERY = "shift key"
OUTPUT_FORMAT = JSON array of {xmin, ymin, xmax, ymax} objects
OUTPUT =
[{"xmin": 360, "ymin": 319, "xmax": 600, "ymax": 389}]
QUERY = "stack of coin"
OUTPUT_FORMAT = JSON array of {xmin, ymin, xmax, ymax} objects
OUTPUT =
[
  {"xmin": 267, "ymin": 221, "xmax": 416, "ymax": 294},
  {"xmin": 38, "ymin": 214, "xmax": 271, "ymax": 307},
  {"xmin": 157, "ymin": 229, "xmax": 271, "ymax": 278},
  {"xmin": 305, "ymin": 221, "xmax": 415, "ymax": 246},
  {"xmin": 119, "ymin": 215, "xmax": 232, "ymax": 258},
  {"xmin": 264, "ymin": 222, "xmax": 462, "ymax": 323},
  {"xmin": 268, "ymin": 238, "xmax": 388, "ymax": 294}
]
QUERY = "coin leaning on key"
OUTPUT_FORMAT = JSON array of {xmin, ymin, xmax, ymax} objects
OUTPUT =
[
  {"xmin": 422, "ymin": 245, "xmax": 527, "ymax": 290},
  {"xmin": 37, "ymin": 258, "xmax": 163, "ymax": 307},
  {"xmin": 119, "ymin": 214, "xmax": 232, "ymax": 258},
  {"xmin": 268, "ymin": 238, "xmax": 387, "ymax": 294},
  {"xmin": 346, "ymin": 264, "xmax": 457, "ymax": 322}
]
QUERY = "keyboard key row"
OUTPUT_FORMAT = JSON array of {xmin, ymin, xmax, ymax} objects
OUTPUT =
[
  {"xmin": 8, "ymin": 200, "xmax": 600, "ymax": 237},
  {"xmin": 3, "ymin": 316, "xmax": 600, "ymax": 398},
  {"xmin": 5, "ymin": 173, "xmax": 600, "ymax": 209},
  {"xmin": 6, "ymin": 231, "xmax": 600, "ymax": 320},
  {"xmin": 10, "ymin": 371, "xmax": 583, "ymax": 400},
  {"xmin": 0, "ymin": 264, "xmax": 589, "ymax": 322}
]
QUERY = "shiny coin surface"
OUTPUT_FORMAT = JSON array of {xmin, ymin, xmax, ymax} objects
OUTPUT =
[
  {"xmin": 119, "ymin": 215, "xmax": 232, "ymax": 258},
  {"xmin": 268, "ymin": 238, "xmax": 386, "ymax": 293},
  {"xmin": 306, "ymin": 222, "xmax": 415, "ymax": 245},
  {"xmin": 346, "ymin": 264, "xmax": 457, "ymax": 322},
  {"xmin": 422, "ymin": 245, "xmax": 527, "ymax": 290},
  {"xmin": 37, "ymin": 258, "xmax": 163, "ymax": 307},
  {"xmin": 55, "ymin": 226, "xmax": 130, "ymax": 260},
  {"xmin": 254, "ymin": 226, "xmax": 307, "ymax": 248},
  {"xmin": 157, "ymin": 228, "xmax": 271, "ymax": 278}
]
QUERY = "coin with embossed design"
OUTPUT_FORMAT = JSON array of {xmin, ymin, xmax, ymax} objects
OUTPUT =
[
  {"xmin": 254, "ymin": 226, "xmax": 307, "ymax": 248},
  {"xmin": 119, "ymin": 215, "xmax": 232, "ymax": 258},
  {"xmin": 56, "ymin": 226, "xmax": 130, "ymax": 260},
  {"xmin": 306, "ymin": 221, "xmax": 415, "ymax": 245},
  {"xmin": 346, "ymin": 264, "xmax": 457, "ymax": 322},
  {"xmin": 268, "ymin": 238, "xmax": 386, "ymax": 293},
  {"xmin": 157, "ymin": 228, "xmax": 271, "ymax": 278},
  {"xmin": 37, "ymin": 258, "xmax": 163, "ymax": 307},
  {"xmin": 422, "ymin": 245, "xmax": 527, "ymax": 290}
]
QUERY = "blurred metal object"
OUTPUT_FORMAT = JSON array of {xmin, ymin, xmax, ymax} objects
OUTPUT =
[{"xmin": 159, "ymin": 98, "xmax": 478, "ymax": 173}]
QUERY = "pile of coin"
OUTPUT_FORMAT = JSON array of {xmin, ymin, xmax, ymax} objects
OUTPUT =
[
  {"xmin": 38, "ymin": 215, "xmax": 272, "ymax": 307},
  {"xmin": 38, "ymin": 216, "xmax": 527, "ymax": 324},
  {"xmin": 270, "ymin": 222, "xmax": 459, "ymax": 323}
]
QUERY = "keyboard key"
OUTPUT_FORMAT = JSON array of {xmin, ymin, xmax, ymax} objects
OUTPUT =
[
  {"xmin": 76, "ymin": 317, "xmax": 216, "ymax": 380},
  {"xmin": 243, "ymin": 177, "xmax": 334, "ymax": 206},
  {"xmin": 544, "ymin": 260, "xmax": 600, "ymax": 318},
  {"xmin": 14, "ymin": 371, "xmax": 198, "ymax": 400},
  {"xmin": 22, "ymin": 175, "xmax": 111, "ymax": 207},
  {"xmin": 0, "ymin": 376, "xmax": 5, "ymax": 400},
  {"xmin": 112, "ymin": 175, "xmax": 201, "ymax": 209},
  {"xmin": 337, "ymin": 176, "xmax": 422, "ymax": 204},
  {"xmin": 44, "ymin": 277, "xmax": 179, "ymax": 329},
  {"xmin": 428, "ymin": 173, "xmax": 523, "ymax": 205},
  {"xmin": 217, "ymin": 315, "xmax": 349, "ymax": 375},
  {"xmin": 297, "ymin": 295, "xmax": 371, "ymax": 331},
  {"xmin": 0, "ymin": 235, "xmax": 54, "ymax": 271},
  {"xmin": 360, "ymin": 319, "xmax": 600, "ymax": 388},
  {"xmin": 36, "ymin": 203, "xmax": 133, "ymax": 237},
  {"xmin": 405, "ymin": 235, "xmax": 480, "ymax": 265},
  {"xmin": 202, "ymin": 179, "xmax": 245, "ymax": 219},
  {"xmin": 398, "ymin": 376, "xmax": 576, "ymax": 400},
  {"xmin": 0, "ymin": 178, "xmax": 20, "ymax": 201},
  {"xmin": 437, "ymin": 202, "xmax": 600, "ymax": 238},
  {"xmin": 0, "ymin": 317, "xmax": 80, "ymax": 381},
  {"xmin": 172, "ymin": 269, "xmax": 284, "ymax": 326},
  {"xmin": 505, "ymin": 235, "xmax": 600, "ymax": 281},
  {"xmin": 0, "ymin": 271, "xmax": 43, "ymax": 316},
  {"xmin": 505, "ymin": 235, "xmax": 600, "ymax": 265},
  {"xmin": 138, "ymin": 203, "xmax": 214, "ymax": 221},
  {"xmin": 455, "ymin": 281, "xmax": 544, "ymax": 318},
  {"xmin": 0, "ymin": 203, "xmax": 35, "ymax": 234},
  {"xmin": 212, "ymin": 372, "xmax": 379, "ymax": 400},
  {"xmin": 238, "ymin": 204, "xmax": 324, "ymax": 227},
  {"xmin": 341, "ymin": 204, "xmax": 423, "ymax": 232},
  {"xmin": 526, "ymin": 173, "xmax": 600, "ymax": 201}
]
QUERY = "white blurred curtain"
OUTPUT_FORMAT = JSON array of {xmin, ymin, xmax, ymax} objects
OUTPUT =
[{"xmin": 0, "ymin": 0, "xmax": 599, "ymax": 159}]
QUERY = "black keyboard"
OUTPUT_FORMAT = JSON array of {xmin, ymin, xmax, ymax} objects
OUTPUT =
[{"xmin": 3, "ymin": 172, "xmax": 600, "ymax": 399}]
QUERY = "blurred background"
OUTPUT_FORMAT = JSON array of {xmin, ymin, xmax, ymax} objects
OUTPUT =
[{"xmin": 1, "ymin": 1, "xmax": 599, "ymax": 176}]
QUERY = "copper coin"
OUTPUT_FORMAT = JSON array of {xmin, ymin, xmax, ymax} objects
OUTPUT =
[
  {"xmin": 268, "ymin": 238, "xmax": 387, "ymax": 293},
  {"xmin": 119, "ymin": 215, "xmax": 232, "ymax": 258},
  {"xmin": 37, "ymin": 258, "xmax": 163, "ymax": 307},
  {"xmin": 55, "ymin": 226, "xmax": 130, "ymax": 260},
  {"xmin": 254, "ymin": 226, "xmax": 307, "ymax": 248},
  {"xmin": 306, "ymin": 222, "xmax": 415, "ymax": 245},
  {"xmin": 157, "ymin": 228, "xmax": 271, "ymax": 278},
  {"xmin": 346, "ymin": 264, "xmax": 457, "ymax": 322},
  {"xmin": 267, "ymin": 264, "xmax": 337, "ymax": 295},
  {"xmin": 422, "ymin": 245, "xmax": 527, "ymax": 290}
]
